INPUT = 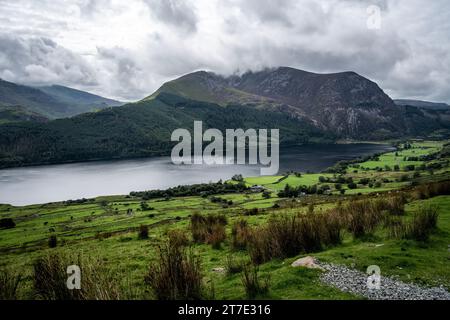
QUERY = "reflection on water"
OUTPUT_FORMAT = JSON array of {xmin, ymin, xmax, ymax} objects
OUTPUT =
[{"xmin": 0, "ymin": 144, "xmax": 393, "ymax": 206}]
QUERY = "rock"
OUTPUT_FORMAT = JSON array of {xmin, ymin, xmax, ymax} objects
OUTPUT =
[
  {"xmin": 212, "ymin": 267, "xmax": 225, "ymax": 274},
  {"xmin": 317, "ymin": 260, "xmax": 450, "ymax": 300},
  {"xmin": 291, "ymin": 256, "xmax": 325, "ymax": 271}
]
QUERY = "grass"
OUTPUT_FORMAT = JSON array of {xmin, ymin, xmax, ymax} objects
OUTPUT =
[{"xmin": 1, "ymin": 139, "xmax": 450, "ymax": 299}]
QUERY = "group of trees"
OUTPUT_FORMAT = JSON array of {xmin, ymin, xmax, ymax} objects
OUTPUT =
[{"xmin": 130, "ymin": 181, "xmax": 248, "ymax": 200}]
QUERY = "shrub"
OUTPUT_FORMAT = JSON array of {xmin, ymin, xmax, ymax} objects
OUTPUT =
[
  {"xmin": 415, "ymin": 181, "xmax": 450, "ymax": 199},
  {"xmin": 33, "ymin": 252, "xmax": 121, "ymax": 300},
  {"xmin": 388, "ymin": 195, "xmax": 407, "ymax": 215},
  {"xmin": 399, "ymin": 174, "xmax": 410, "ymax": 182},
  {"xmin": 244, "ymin": 208, "xmax": 259, "ymax": 216},
  {"xmin": 385, "ymin": 216, "xmax": 405, "ymax": 239},
  {"xmin": 190, "ymin": 213, "xmax": 227, "ymax": 248},
  {"xmin": 167, "ymin": 229, "xmax": 190, "ymax": 247},
  {"xmin": 347, "ymin": 183, "xmax": 357, "ymax": 190},
  {"xmin": 241, "ymin": 264, "xmax": 270, "ymax": 299},
  {"xmin": 372, "ymin": 194, "xmax": 406, "ymax": 216},
  {"xmin": 208, "ymin": 224, "xmax": 226, "ymax": 249},
  {"xmin": 231, "ymin": 219, "xmax": 251, "ymax": 251},
  {"xmin": 247, "ymin": 227, "xmax": 272, "ymax": 265},
  {"xmin": 225, "ymin": 255, "xmax": 244, "ymax": 275},
  {"xmin": 145, "ymin": 239, "xmax": 204, "ymax": 300},
  {"xmin": 404, "ymin": 205, "xmax": 439, "ymax": 241},
  {"xmin": 247, "ymin": 211, "xmax": 342, "ymax": 264},
  {"xmin": 138, "ymin": 225, "xmax": 149, "ymax": 240},
  {"xmin": 0, "ymin": 218, "xmax": 15, "ymax": 229},
  {"xmin": 48, "ymin": 235, "xmax": 58, "ymax": 248},
  {"xmin": 262, "ymin": 191, "xmax": 272, "ymax": 199},
  {"xmin": 0, "ymin": 268, "xmax": 21, "ymax": 300},
  {"xmin": 344, "ymin": 200, "xmax": 385, "ymax": 238}
]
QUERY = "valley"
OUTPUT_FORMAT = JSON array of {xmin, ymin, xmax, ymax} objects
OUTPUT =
[
  {"xmin": 1, "ymin": 139, "xmax": 449, "ymax": 300},
  {"xmin": 1, "ymin": 67, "xmax": 449, "ymax": 170}
]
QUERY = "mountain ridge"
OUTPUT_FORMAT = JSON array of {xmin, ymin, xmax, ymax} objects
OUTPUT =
[
  {"xmin": 147, "ymin": 67, "xmax": 407, "ymax": 138},
  {"xmin": 0, "ymin": 79, "xmax": 122, "ymax": 119}
]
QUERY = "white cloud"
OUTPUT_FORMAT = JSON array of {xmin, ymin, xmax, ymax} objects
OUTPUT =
[{"xmin": 0, "ymin": 0, "xmax": 449, "ymax": 103}]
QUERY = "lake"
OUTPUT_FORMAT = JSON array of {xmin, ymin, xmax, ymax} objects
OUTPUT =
[{"xmin": 0, "ymin": 143, "xmax": 393, "ymax": 206}]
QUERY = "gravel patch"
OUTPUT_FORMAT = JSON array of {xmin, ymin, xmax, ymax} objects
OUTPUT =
[{"xmin": 318, "ymin": 261, "xmax": 450, "ymax": 300}]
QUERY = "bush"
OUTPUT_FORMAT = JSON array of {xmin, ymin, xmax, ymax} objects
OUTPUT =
[
  {"xmin": 190, "ymin": 213, "xmax": 227, "ymax": 248},
  {"xmin": 404, "ymin": 205, "xmax": 439, "ymax": 241},
  {"xmin": 0, "ymin": 268, "xmax": 21, "ymax": 300},
  {"xmin": 262, "ymin": 191, "xmax": 272, "ymax": 199},
  {"xmin": 48, "ymin": 235, "xmax": 58, "ymax": 248},
  {"xmin": 208, "ymin": 224, "xmax": 226, "ymax": 249},
  {"xmin": 385, "ymin": 216, "xmax": 405, "ymax": 239},
  {"xmin": 231, "ymin": 219, "xmax": 251, "ymax": 251},
  {"xmin": 0, "ymin": 218, "xmax": 15, "ymax": 229},
  {"xmin": 413, "ymin": 181, "xmax": 450, "ymax": 200},
  {"xmin": 167, "ymin": 229, "xmax": 190, "ymax": 247},
  {"xmin": 247, "ymin": 211, "xmax": 342, "ymax": 265},
  {"xmin": 241, "ymin": 264, "xmax": 270, "ymax": 299},
  {"xmin": 145, "ymin": 239, "xmax": 204, "ymax": 300},
  {"xmin": 347, "ymin": 183, "xmax": 357, "ymax": 190},
  {"xmin": 225, "ymin": 255, "xmax": 244, "ymax": 275},
  {"xmin": 372, "ymin": 194, "xmax": 406, "ymax": 216},
  {"xmin": 344, "ymin": 199, "xmax": 385, "ymax": 238},
  {"xmin": 33, "ymin": 252, "xmax": 121, "ymax": 300},
  {"xmin": 138, "ymin": 225, "xmax": 149, "ymax": 240}
]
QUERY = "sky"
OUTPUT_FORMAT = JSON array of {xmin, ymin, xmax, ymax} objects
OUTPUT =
[{"xmin": 0, "ymin": 0, "xmax": 449, "ymax": 103}]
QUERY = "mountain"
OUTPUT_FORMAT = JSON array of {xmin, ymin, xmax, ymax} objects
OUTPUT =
[
  {"xmin": 0, "ymin": 67, "xmax": 448, "ymax": 168},
  {"xmin": 394, "ymin": 99, "xmax": 450, "ymax": 110},
  {"xmin": 37, "ymin": 85, "xmax": 123, "ymax": 109},
  {"xmin": 147, "ymin": 67, "xmax": 412, "ymax": 139},
  {"xmin": 0, "ymin": 105, "xmax": 49, "ymax": 124},
  {"xmin": 0, "ymin": 92, "xmax": 330, "ymax": 168},
  {"xmin": 0, "ymin": 79, "xmax": 122, "ymax": 119}
]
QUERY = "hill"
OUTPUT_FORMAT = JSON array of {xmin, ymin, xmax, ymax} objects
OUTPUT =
[
  {"xmin": 0, "ymin": 93, "xmax": 329, "ymax": 168},
  {"xmin": 0, "ymin": 79, "xmax": 122, "ymax": 119},
  {"xmin": 0, "ymin": 105, "xmax": 48, "ymax": 124},
  {"xmin": 147, "ymin": 67, "xmax": 445, "ymax": 139},
  {"xmin": 37, "ymin": 85, "xmax": 122, "ymax": 110},
  {"xmin": 1, "ymin": 67, "xmax": 449, "ymax": 168}
]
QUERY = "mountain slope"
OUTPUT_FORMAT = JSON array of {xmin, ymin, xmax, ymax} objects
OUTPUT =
[
  {"xmin": 37, "ymin": 85, "xmax": 122, "ymax": 109},
  {"xmin": 147, "ymin": 67, "xmax": 413, "ymax": 139},
  {"xmin": 0, "ymin": 105, "xmax": 48, "ymax": 124},
  {"xmin": 0, "ymin": 93, "xmax": 330, "ymax": 168},
  {"xmin": 394, "ymin": 99, "xmax": 450, "ymax": 111},
  {"xmin": 0, "ymin": 79, "xmax": 122, "ymax": 119}
]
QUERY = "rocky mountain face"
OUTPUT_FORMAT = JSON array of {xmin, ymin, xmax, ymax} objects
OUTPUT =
[{"xmin": 148, "ymin": 67, "xmax": 411, "ymax": 139}]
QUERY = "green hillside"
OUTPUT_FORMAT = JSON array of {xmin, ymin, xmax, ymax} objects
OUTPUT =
[
  {"xmin": 0, "ymin": 79, "xmax": 122, "ymax": 119},
  {"xmin": 0, "ymin": 105, "xmax": 48, "ymax": 124},
  {"xmin": 0, "ymin": 92, "xmax": 331, "ymax": 168}
]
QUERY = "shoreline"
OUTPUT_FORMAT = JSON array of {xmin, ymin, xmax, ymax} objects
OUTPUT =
[{"xmin": 1, "ymin": 142, "xmax": 397, "ymax": 207}]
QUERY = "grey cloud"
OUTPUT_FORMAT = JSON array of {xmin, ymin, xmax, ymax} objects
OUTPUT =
[
  {"xmin": 0, "ymin": 34, "xmax": 97, "ymax": 87},
  {"xmin": 144, "ymin": 0, "xmax": 198, "ymax": 33},
  {"xmin": 0, "ymin": 0, "xmax": 449, "ymax": 103}
]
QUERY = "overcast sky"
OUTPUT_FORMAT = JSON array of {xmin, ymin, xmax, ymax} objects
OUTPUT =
[{"xmin": 0, "ymin": 0, "xmax": 449, "ymax": 103}]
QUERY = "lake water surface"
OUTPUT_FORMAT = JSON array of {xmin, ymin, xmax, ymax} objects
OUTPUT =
[{"xmin": 0, "ymin": 144, "xmax": 393, "ymax": 206}]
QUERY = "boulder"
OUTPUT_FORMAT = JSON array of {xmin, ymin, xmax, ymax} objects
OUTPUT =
[{"xmin": 291, "ymin": 256, "xmax": 324, "ymax": 271}]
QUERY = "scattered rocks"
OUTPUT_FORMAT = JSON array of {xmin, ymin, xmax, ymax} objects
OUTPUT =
[
  {"xmin": 291, "ymin": 256, "xmax": 325, "ymax": 271},
  {"xmin": 318, "ymin": 261, "xmax": 450, "ymax": 300}
]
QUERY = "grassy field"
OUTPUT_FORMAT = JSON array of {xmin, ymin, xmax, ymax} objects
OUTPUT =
[{"xmin": 1, "ymin": 140, "xmax": 449, "ymax": 300}]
